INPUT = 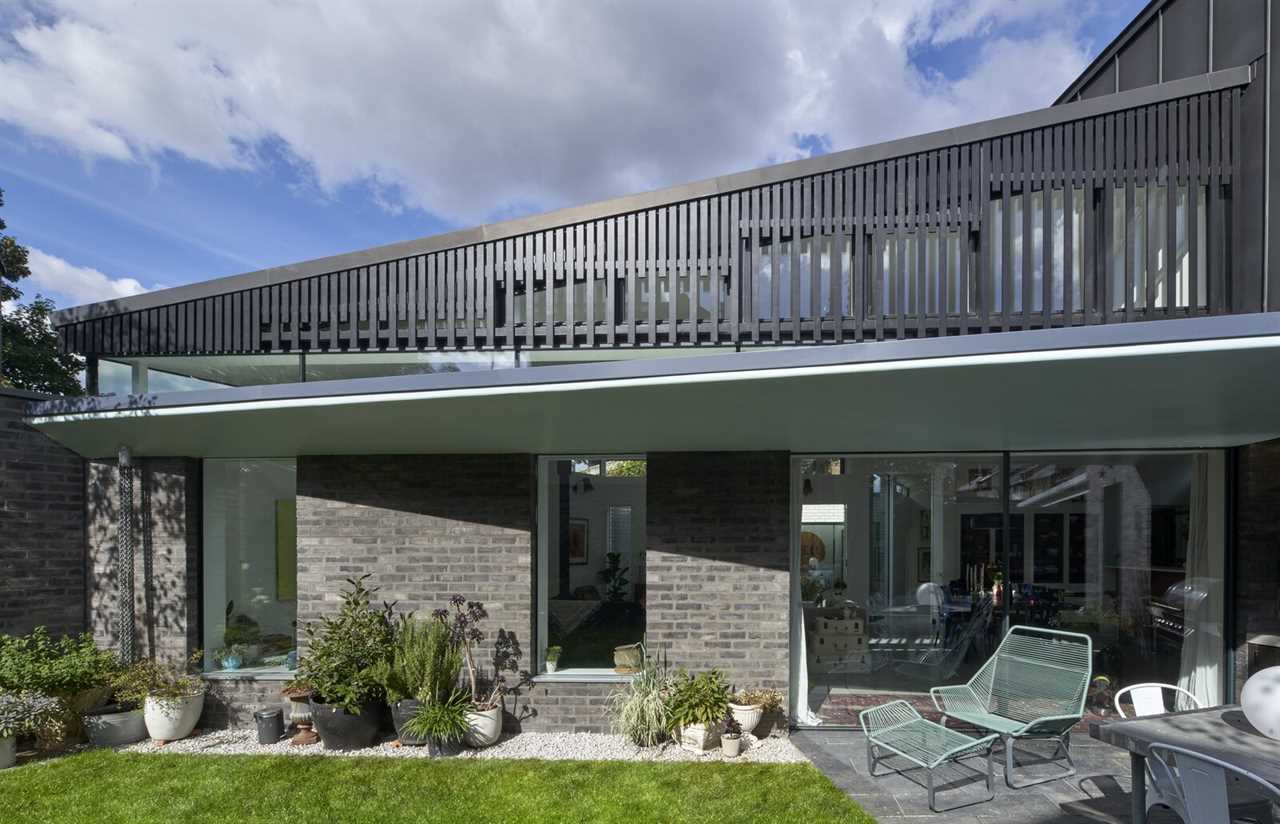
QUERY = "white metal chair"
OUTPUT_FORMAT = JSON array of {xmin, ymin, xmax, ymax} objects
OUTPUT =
[
  {"xmin": 1147, "ymin": 743, "xmax": 1279, "ymax": 823},
  {"xmin": 1114, "ymin": 683, "xmax": 1202, "ymax": 718}
]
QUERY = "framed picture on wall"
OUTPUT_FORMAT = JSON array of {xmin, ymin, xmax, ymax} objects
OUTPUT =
[
  {"xmin": 569, "ymin": 519, "xmax": 589, "ymax": 565},
  {"xmin": 917, "ymin": 547, "xmax": 932, "ymax": 582}
]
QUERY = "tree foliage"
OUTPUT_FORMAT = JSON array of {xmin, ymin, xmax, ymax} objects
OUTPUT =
[{"xmin": 1, "ymin": 188, "xmax": 83, "ymax": 395}]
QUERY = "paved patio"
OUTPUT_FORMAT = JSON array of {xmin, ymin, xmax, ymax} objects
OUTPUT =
[{"xmin": 792, "ymin": 729, "xmax": 1183, "ymax": 823}]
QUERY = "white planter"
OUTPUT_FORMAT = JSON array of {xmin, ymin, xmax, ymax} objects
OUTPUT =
[
  {"xmin": 545, "ymin": 661, "xmax": 558, "ymax": 674},
  {"xmin": 464, "ymin": 706, "xmax": 502, "ymax": 748},
  {"xmin": 85, "ymin": 706, "xmax": 147, "ymax": 747},
  {"xmin": 721, "ymin": 734, "xmax": 742, "ymax": 758},
  {"xmin": 679, "ymin": 723, "xmax": 719, "ymax": 752},
  {"xmin": 0, "ymin": 736, "xmax": 14, "ymax": 770},
  {"xmin": 729, "ymin": 703, "xmax": 763, "ymax": 735},
  {"xmin": 144, "ymin": 692, "xmax": 205, "ymax": 742}
]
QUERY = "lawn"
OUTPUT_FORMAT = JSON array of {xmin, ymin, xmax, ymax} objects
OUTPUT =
[{"xmin": 0, "ymin": 749, "xmax": 874, "ymax": 824}]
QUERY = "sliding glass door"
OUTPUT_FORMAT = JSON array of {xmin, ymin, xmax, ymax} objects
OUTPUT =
[{"xmin": 791, "ymin": 451, "xmax": 1226, "ymax": 727}]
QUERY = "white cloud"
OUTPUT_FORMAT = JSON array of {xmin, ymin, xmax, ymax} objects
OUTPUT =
[
  {"xmin": 0, "ymin": 0, "xmax": 1099, "ymax": 227},
  {"xmin": 23, "ymin": 247, "xmax": 150, "ymax": 306}
]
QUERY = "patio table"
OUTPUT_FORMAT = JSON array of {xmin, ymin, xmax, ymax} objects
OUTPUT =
[{"xmin": 1090, "ymin": 705, "xmax": 1280, "ymax": 824}]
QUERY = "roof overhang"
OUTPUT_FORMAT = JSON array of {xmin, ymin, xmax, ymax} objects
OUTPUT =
[{"xmin": 27, "ymin": 314, "xmax": 1280, "ymax": 459}]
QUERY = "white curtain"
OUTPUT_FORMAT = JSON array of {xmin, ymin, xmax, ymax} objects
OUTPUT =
[
  {"xmin": 1177, "ymin": 453, "xmax": 1223, "ymax": 709},
  {"xmin": 792, "ymin": 598, "xmax": 822, "ymax": 726}
]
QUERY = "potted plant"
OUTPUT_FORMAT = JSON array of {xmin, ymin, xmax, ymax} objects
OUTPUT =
[
  {"xmin": 667, "ymin": 669, "xmax": 729, "ymax": 752},
  {"xmin": 214, "ymin": 645, "xmax": 246, "ymax": 671},
  {"xmin": 607, "ymin": 646, "xmax": 670, "ymax": 747},
  {"xmin": 720, "ymin": 710, "xmax": 742, "ymax": 758},
  {"xmin": 544, "ymin": 646, "xmax": 562, "ymax": 674},
  {"xmin": 739, "ymin": 687, "xmax": 785, "ymax": 737},
  {"xmin": 298, "ymin": 576, "xmax": 395, "ymax": 750},
  {"xmin": 110, "ymin": 651, "xmax": 206, "ymax": 743},
  {"xmin": 83, "ymin": 662, "xmax": 154, "ymax": 747},
  {"xmin": 403, "ymin": 689, "xmax": 470, "ymax": 757},
  {"xmin": 434, "ymin": 595, "xmax": 522, "ymax": 748},
  {"xmin": 613, "ymin": 642, "xmax": 643, "ymax": 674},
  {"xmin": 728, "ymin": 689, "xmax": 764, "ymax": 735},
  {"xmin": 0, "ymin": 691, "xmax": 61, "ymax": 769},
  {"xmin": 280, "ymin": 678, "xmax": 317, "ymax": 746},
  {"xmin": 374, "ymin": 616, "xmax": 462, "ymax": 747},
  {"xmin": 0, "ymin": 628, "xmax": 120, "ymax": 745}
]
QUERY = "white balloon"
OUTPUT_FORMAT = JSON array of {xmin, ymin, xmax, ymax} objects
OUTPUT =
[{"xmin": 1241, "ymin": 666, "xmax": 1280, "ymax": 741}]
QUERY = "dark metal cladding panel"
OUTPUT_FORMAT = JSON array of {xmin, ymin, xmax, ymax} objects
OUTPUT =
[
  {"xmin": 1080, "ymin": 60, "xmax": 1117, "ymax": 100},
  {"xmin": 1118, "ymin": 18, "xmax": 1159, "ymax": 92},
  {"xmin": 1163, "ymin": 0, "xmax": 1210, "ymax": 81},
  {"xmin": 1213, "ymin": 0, "xmax": 1266, "ymax": 70}
]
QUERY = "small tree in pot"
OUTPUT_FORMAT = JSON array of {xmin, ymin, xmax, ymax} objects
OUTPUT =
[
  {"xmin": 111, "ymin": 651, "xmax": 207, "ymax": 744},
  {"xmin": 433, "ymin": 596, "xmax": 522, "ymax": 748},
  {"xmin": 299, "ymin": 576, "xmax": 395, "ymax": 750}
]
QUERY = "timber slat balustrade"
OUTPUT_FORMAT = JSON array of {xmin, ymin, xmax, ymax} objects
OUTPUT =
[{"xmin": 61, "ymin": 87, "xmax": 1238, "ymax": 357}]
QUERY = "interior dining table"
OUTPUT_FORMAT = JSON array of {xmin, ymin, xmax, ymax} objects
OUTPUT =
[{"xmin": 1090, "ymin": 705, "xmax": 1280, "ymax": 823}]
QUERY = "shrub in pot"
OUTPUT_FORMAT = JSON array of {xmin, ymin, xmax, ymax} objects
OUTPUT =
[
  {"xmin": 0, "ymin": 691, "xmax": 61, "ymax": 769},
  {"xmin": 544, "ymin": 646, "xmax": 561, "ymax": 674},
  {"xmin": 213, "ymin": 645, "xmax": 246, "ymax": 671},
  {"xmin": 729, "ymin": 687, "xmax": 781, "ymax": 736},
  {"xmin": 667, "ymin": 669, "xmax": 729, "ymax": 752},
  {"xmin": 607, "ymin": 645, "xmax": 670, "ymax": 748},
  {"xmin": 434, "ymin": 595, "xmax": 522, "ymax": 748},
  {"xmin": 298, "ymin": 576, "xmax": 395, "ymax": 750},
  {"xmin": 0, "ymin": 628, "xmax": 119, "ymax": 744},
  {"xmin": 112, "ymin": 651, "xmax": 207, "ymax": 742},
  {"xmin": 720, "ymin": 710, "xmax": 742, "ymax": 758},
  {"xmin": 373, "ymin": 616, "xmax": 462, "ymax": 747}
]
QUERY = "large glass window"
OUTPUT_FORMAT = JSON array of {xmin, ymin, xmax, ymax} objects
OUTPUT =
[
  {"xmin": 202, "ymin": 459, "xmax": 298, "ymax": 674},
  {"xmin": 537, "ymin": 457, "xmax": 646, "ymax": 673},
  {"xmin": 792, "ymin": 450, "xmax": 1225, "ymax": 726}
]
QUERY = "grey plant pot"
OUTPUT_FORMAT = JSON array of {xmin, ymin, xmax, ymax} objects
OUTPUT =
[
  {"xmin": 85, "ymin": 705, "xmax": 148, "ymax": 747},
  {"xmin": 0, "ymin": 736, "xmax": 15, "ymax": 769}
]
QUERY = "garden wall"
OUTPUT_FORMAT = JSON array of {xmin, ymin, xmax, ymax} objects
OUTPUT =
[{"xmin": 0, "ymin": 389, "xmax": 86, "ymax": 637}]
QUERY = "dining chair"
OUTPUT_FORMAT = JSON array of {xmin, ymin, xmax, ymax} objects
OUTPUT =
[
  {"xmin": 1147, "ymin": 743, "xmax": 1280, "ymax": 824},
  {"xmin": 1114, "ymin": 683, "xmax": 1203, "ymax": 718}
]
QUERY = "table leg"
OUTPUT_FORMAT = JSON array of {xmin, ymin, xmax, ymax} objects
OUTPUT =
[{"xmin": 1130, "ymin": 752, "xmax": 1146, "ymax": 824}]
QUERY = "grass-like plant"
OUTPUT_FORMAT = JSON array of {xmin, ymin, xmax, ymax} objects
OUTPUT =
[
  {"xmin": 402, "ymin": 689, "xmax": 471, "ymax": 744},
  {"xmin": 606, "ymin": 646, "xmax": 670, "ymax": 748},
  {"xmin": 666, "ymin": 669, "xmax": 729, "ymax": 732}
]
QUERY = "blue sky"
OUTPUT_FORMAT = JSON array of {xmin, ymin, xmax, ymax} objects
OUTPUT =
[{"xmin": 0, "ymin": 0, "xmax": 1145, "ymax": 310}]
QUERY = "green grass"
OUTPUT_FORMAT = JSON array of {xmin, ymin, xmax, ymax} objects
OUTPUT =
[{"xmin": 0, "ymin": 749, "xmax": 875, "ymax": 824}]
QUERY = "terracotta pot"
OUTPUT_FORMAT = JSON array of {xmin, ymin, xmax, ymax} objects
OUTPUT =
[{"xmin": 464, "ymin": 705, "xmax": 502, "ymax": 748}]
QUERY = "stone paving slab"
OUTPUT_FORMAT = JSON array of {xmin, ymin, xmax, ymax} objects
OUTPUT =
[{"xmin": 792, "ymin": 729, "xmax": 1165, "ymax": 823}]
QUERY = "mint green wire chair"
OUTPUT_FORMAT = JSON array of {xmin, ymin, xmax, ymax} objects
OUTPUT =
[{"xmin": 930, "ymin": 625, "xmax": 1092, "ymax": 788}]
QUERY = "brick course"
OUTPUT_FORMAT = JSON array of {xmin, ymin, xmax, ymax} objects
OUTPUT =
[
  {"xmin": 0, "ymin": 390, "xmax": 86, "ymax": 637},
  {"xmin": 645, "ymin": 452, "xmax": 791, "ymax": 697}
]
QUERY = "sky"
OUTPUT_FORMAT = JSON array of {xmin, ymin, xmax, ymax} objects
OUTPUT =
[{"xmin": 0, "ymin": 0, "xmax": 1146, "ymax": 312}]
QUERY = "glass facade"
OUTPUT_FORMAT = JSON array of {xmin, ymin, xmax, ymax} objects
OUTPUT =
[
  {"xmin": 202, "ymin": 459, "xmax": 298, "ymax": 673},
  {"xmin": 793, "ymin": 451, "xmax": 1225, "ymax": 726},
  {"xmin": 537, "ymin": 457, "xmax": 646, "ymax": 673}
]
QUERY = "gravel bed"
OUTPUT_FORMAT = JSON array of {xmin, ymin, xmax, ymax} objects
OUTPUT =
[{"xmin": 119, "ymin": 729, "xmax": 807, "ymax": 764}]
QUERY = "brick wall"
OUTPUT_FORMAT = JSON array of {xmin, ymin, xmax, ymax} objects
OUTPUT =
[
  {"xmin": 1234, "ymin": 439, "xmax": 1280, "ymax": 697},
  {"xmin": 86, "ymin": 457, "xmax": 201, "ymax": 665},
  {"xmin": 645, "ymin": 452, "xmax": 791, "ymax": 696},
  {"xmin": 0, "ymin": 390, "xmax": 86, "ymax": 637}
]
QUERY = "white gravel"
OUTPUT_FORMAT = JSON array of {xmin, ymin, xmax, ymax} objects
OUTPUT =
[{"xmin": 120, "ymin": 729, "xmax": 807, "ymax": 764}]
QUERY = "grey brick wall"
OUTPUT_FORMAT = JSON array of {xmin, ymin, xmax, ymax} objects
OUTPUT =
[
  {"xmin": 646, "ymin": 452, "xmax": 791, "ymax": 698},
  {"xmin": 1234, "ymin": 439, "xmax": 1280, "ymax": 698},
  {"xmin": 0, "ymin": 390, "xmax": 86, "ymax": 637},
  {"xmin": 86, "ymin": 457, "xmax": 201, "ymax": 666},
  {"xmin": 203, "ymin": 677, "xmax": 294, "ymax": 729}
]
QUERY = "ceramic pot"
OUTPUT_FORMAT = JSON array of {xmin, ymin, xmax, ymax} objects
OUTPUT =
[
  {"xmin": 729, "ymin": 703, "xmax": 763, "ymax": 735},
  {"xmin": 84, "ymin": 705, "xmax": 147, "ymax": 746},
  {"xmin": 679, "ymin": 723, "xmax": 719, "ymax": 752},
  {"xmin": 428, "ymin": 738, "xmax": 464, "ymax": 757},
  {"xmin": 721, "ymin": 734, "xmax": 742, "ymax": 758},
  {"xmin": 144, "ymin": 692, "xmax": 205, "ymax": 742},
  {"xmin": 613, "ymin": 643, "xmax": 643, "ymax": 674},
  {"xmin": 464, "ymin": 705, "xmax": 502, "ymax": 748},
  {"xmin": 62, "ymin": 685, "xmax": 112, "ymax": 743},
  {"xmin": 545, "ymin": 660, "xmax": 558, "ymax": 674},
  {"xmin": 0, "ymin": 736, "xmax": 14, "ymax": 770},
  {"xmin": 310, "ymin": 699, "xmax": 382, "ymax": 750},
  {"xmin": 390, "ymin": 699, "xmax": 428, "ymax": 746}
]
